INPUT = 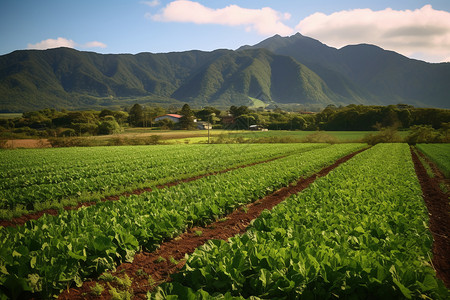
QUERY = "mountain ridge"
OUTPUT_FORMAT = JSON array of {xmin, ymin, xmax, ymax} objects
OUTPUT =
[{"xmin": 0, "ymin": 33, "xmax": 449, "ymax": 112}]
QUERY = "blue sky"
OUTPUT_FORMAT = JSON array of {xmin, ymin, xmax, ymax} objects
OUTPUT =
[{"xmin": 1, "ymin": 0, "xmax": 450, "ymax": 62}]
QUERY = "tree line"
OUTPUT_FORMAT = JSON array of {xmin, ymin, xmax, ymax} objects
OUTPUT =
[{"xmin": 0, "ymin": 103, "xmax": 449, "ymax": 139}]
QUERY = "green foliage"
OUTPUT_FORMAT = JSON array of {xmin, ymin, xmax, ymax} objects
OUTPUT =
[
  {"xmin": 108, "ymin": 285, "xmax": 132, "ymax": 300},
  {"xmin": 169, "ymin": 257, "xmax": 179, "ymax": 265},
  {"xmin": 195, "ymin": 107, "xmax": 221, "ymax": 122},
  {"xmin": 1, "ymin": 144, "xmax": 323, "ymax": 218},
  {"xmin": 316, "ymin": 104, "xmax": 450, "ymax": 131},
  {"xmin": 98, "ymin": 119, "xmax": 121, "ymax": 135},
  {"xmin": 90, "ymin": 282, "xmax": 104, "ymax": 296},
  {"xmin": 417, "ymin": 144, "xmax": 450, "ymax": 178},
  {"xmin": 116, "ymin": 274, "xmax": 132, "ymax": 289},
  {"xmin": 229, "ymin": 106, "xmax": 250, "ymax": 118},
  {"xmin": 405, "ymin": 125, "xmax": 449, "ymax": 144},
  {"xmin": 0, "ymin": 144, "xmax": 364, "ymax": 298},
  {"xmin": 155, "ymin": 256, "xmax": 166, "ymax": 263},
  {"xmin": 0, "ymin": 108, "xmax": 129, "ymax": 138},
  {"xmin": 179, "ymin": 104, "xmax": 196, "ymax": 130},
  {"xmin": 99, "ymin": 272, "xmax": 116, "ymax": 282},
  {"xmin": 362, "ymin": 127, "xmax": 403, "ymax": 145},
  {"xmin": 153, "ymin": 144, "xmax": 448, "ymax": 299},
  {"xmin": 128, "ymin": 104, "xmax": 144, "ymax": 127},
  {"xmin": 1, "ymin": 104, "xmax": 448, "ymax": 139}
]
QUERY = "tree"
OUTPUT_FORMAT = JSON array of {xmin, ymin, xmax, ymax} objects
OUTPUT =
[
  {"xmin": 98, "ymin": 119, "xmax": 121, "ymax": 135},
  {"xmin": 112, "ymin": 111, "xmax": 129, "ymax": 126},
  {"xmin": 179, "ymin": 104, "xmax": 196, "ymax": 130},
  {"xmin": 291, "ymin": 116, "xmax": 308, "ymax": 130},
  {"xmin": 196, "ymin": 107, "xmax": 221, "ymax": 123},
  {"xmin": 235, "ymin": 114, "xmax": 256, "ymax": 129},
  {"xmin": 99, "ymin": 109, "xmax": 114, "ymax": 118},
  {"xmin": 147, "ymin": 106, "xmax": 166, "ymax": 127},
  {"xmin": 229, "ymin": 105, "xmax": 250, "ymax": 118},
  {"xmin": 128, "ymin": 104, "xmax": 144, "ymax": 127}
]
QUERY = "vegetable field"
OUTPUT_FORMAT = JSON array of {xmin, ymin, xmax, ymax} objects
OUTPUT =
[
  {"xmin": 416, "ymin": 144, "xmax": 450, "ymax": 178},
  {"xmin": 0, "ymin": 143, "xmax": 324, "ymax": 219},
  {"xmin": 0, "ymin": 143, "xmax": 448, "ymax": 299},
  {"xmin": 151, "ymin": 144, "xmax": 449, "ymax": 299}
]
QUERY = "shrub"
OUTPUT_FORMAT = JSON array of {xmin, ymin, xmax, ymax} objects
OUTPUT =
[
  {"xmin": 147, "ymin": 135, "xmax": 162, "ymax": 145},
  {"xmin": 362, "ymin": 127, "xmax": 402, "ymax": 145},
  {"xmin": 98, "ymin": 120, "xmax": 121, "ymax": 135},
  {"xmin": 405, "ymin": 125, "xmax": 444, "ymax": 144},
  {"xmin": 59, "ymin": 128, "xmax": 76, "ymax": 137}
]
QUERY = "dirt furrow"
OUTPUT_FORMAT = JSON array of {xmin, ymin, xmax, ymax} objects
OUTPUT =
[
  {"xmin": 410, "ymin": 147, "xmax": 450, "ymax": 288},
  {"xmin": 0, "ymin": 155, "xmax": 285, "ymax": 228},
  {"xmin": 58, "ymin": 148, "xmax": 367, "ymax": 300}
]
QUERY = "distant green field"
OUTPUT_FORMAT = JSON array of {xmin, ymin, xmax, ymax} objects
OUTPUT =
[
  {"xmin": 227, "ymin": 130, "xmax": 409, "ymax": 141},
  {"xmin": 248, "ymin": 97, "xmax": 269, "ymax": 108},
  {"xmin": 0, "ymin": 113, "xmax": 22, "ymax": 119},
  {"xmin": 166, "ymin": 130, "xmax": 411, "ymax": 144}
]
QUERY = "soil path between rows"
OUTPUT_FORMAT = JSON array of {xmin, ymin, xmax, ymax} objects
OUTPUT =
[
  {"xmin": 411, "ymin": 148, "xmax": 450, "ymax": 288},
  {"xmin": 0, "ymin": 155, "xmax": 287, "ymax": 228},
  {"xmin": 59, "ymin": 148, "xmax": 367, "ymax": 300}
]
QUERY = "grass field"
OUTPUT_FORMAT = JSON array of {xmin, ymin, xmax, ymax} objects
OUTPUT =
[
  {"xmin": 167, "ymin": 130, "xmax": 411, "ymax": 144},
  {"xmin": 1, "ymin": 128, "xmax": 411, "ymax": 148},
  {"xmin": 0, "ymin": 113, "xmax": 22, "ymax": 119},
  {"xmin": 228, "ymin": 130, "xmax": 410, "ymax": 140}
]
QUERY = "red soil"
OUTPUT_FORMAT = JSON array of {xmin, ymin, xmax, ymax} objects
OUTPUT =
[
  {"xmin": 58, "ymin": 148, "xmax": 367, "ymax": 300},
  {"xmin": 0, "ymin": 156, "xmax": 285, "ymax": 228},
  {"xmin": 411, "ymin": 147, "xmax": 450, "ymax": 288}
]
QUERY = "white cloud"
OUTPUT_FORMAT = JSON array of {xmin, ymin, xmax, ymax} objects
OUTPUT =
[
  {"xmin": 296, "ymin": 5, "xmax": 450, "ymax": 63},
  {"xmin": 150, "ymin": 0, "xmax": 294, "ymax": 36},
  {"xmin": 82, "ymin": 41, "xmax": 107, "ymax": 49},
  {"xmin": 27, "ymin": 37, "xmax": 76, "ymax": 50},
  {"xmin": 141, "ymin": 0, "xmax": 160, "ymax": 7},
  {"xmin": 27, "ymin": 37, "xmax": 107, "ymax": 51}
]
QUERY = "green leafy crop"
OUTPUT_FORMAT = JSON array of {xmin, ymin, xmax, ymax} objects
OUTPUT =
[
  {"xmin": 0, "ymin": 143, "xmax": 324, "ymax": 218},
  {"xmin": 416, "ymin": 143, "xmax": 450, "ymax": 178},
  {"xmin": 152, "ymin": 144, "xmax": 449, "ymax": 299},
  {"xmin": 0, "ymin": 143, "xmax": 364, "ymax": 298}
]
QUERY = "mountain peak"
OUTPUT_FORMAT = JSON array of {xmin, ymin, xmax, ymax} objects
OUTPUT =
[{"xmin": 292, "ymin": 32, "xmax": 304, "ymax": 38}]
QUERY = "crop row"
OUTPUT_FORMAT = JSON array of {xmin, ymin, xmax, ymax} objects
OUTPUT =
[
  {"xmin": 416, "ymin": 143, "xmax": 450, "ymax": 178},
  {"xmin": 0, "ymin": 144, "xmax": 364, "ymax": 299},
  {"xmin": 0, "ymin": 143, "xmax": 325, "ymax": 218},
  {"xmin": 152, "ymin": 144, "xmax": 449, "ymax": 299}
]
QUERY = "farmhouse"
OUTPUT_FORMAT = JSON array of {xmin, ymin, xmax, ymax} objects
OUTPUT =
[
  {"xmin": 197, "ymin": 121, "xmax": 212, "ymax": 130},
  {"xmin": 154, "ymin": 114, "xmax": 183, "ymax": 123},
  {"xmin": 249, "ymin": 125, "xmax": 268, "ymax": 131}
]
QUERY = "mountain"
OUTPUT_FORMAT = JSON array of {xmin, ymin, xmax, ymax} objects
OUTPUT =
[
  {"xmin": 1, "ymin": 33, "xmax": 449, "ymax": 112},
  {"xmin": 172, "ymin": 48, "xmax": 341, "ymax": 107},
  {"xmin": 0, "ymin": 46, "xmax": 344, "ymax": 112},
  {"xmin": 240, "ymin": 33, "xmax": 450, "ymax": 108},
  {"xmin": 0, "ymin": 47, "xmax": 229, "ymax": 111}
]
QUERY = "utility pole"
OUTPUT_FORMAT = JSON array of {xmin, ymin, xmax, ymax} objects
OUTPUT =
[{"xmin": 208, "ymin": 113, "xmax": 215, "ymax": 144}]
